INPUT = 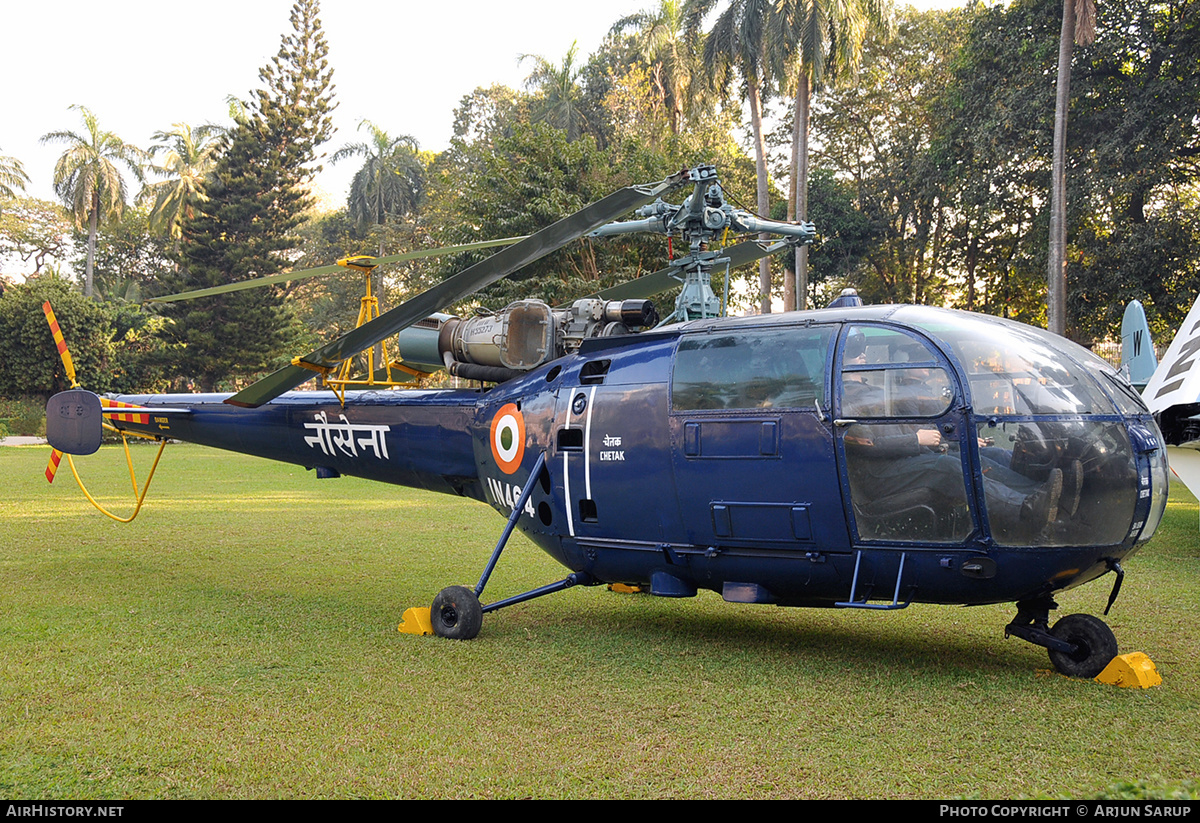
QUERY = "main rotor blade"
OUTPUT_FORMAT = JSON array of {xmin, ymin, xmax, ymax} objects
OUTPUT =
[
  {"xmin": 579, "ymin": 238, "xmax": 793, "ymax": 303},
  {"xmin": 226, "ymin": 169, "xmax": 690, "ymax": 407},
  {"xmin": 147, "ymin": 236, "xmax": 529, "ymax": 303}
]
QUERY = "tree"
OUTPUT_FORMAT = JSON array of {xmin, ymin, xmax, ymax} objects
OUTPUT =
[
  {"xmin": 610, "ymin": 0, "xmax": 700, "ymax": 136},
  {"xmin": 140, "ymin": 123, "xmax": 224, "ymax": 249},
  {"xmin": 0, "ymin": 273, "xmax": 172, "ymax": 396},
  {"xmin": 425, "ymin": 123, "xmax": 616, "ymax": 308},
  {"xmin": 286, "ymin": 208, "xmax": 373, "ymax": 349},
  {"xmin": 40, "ymin": 106, "xmax": 145, "ymax": 298},
  {"xmin": 771, "ymin": 0, "xmax": 887, "ymax": 311},
  {"xmin": 332, "ymin": 120, "xmax": 426, "ymax": 252},
  {"xmin": 781, "ymin": 169, "xmax": 879, "ymax": 307},
  {"xmin": 1063, "ymin": 0, "xmax": 1200, "ymax": 339},
  {"xmin": 0, "ymin": 197, "xmax": 73, "ymax": 279},
  {"xmin": 521, "ymin": 42, "xmax": 593, "ymax": 142},
  {"xmin": 1047, "ymin": 0, "xmax": 1096, "ymax": 335},
  {"xmin": 164, "ymin": 0, "xmax": 336, "ymax": 390},
  {"xmin": 809, "ymin": 7, "xmax": 968, "ymax": 307},
  {"xmin": 939, "ymin": 0, "xmax": 1200, "ymax": 338},
  {"xmin": 70, "ymin": 207, "xmax": 173, "ymax": 302},
  {"xmin": 934, "ymin": 0, "xmax": 1060, "ymax": 325},
  {"xmin": 0, "ymin": 274, "xmax": 114, "ymax": 397},
  {"xmin": 446, "ymin": 84, "xmax": 530, "ymax": 151},
  {"xmin": 686, "ymin": 0, "xmax": 776, "ymax": 313},
  {"xmin": 0, "ymin": 148, "xmax": 30, "ymax": 201}
]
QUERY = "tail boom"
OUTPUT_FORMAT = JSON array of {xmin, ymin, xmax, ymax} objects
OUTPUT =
[{"xmin": 106, "ymin": 390, "xmax": 485, "ymax": 499}]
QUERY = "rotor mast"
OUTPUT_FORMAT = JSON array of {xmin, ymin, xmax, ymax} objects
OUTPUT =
[{"xmin": 590, "ymin": 165, "xmax": 817, "ymax": 324}]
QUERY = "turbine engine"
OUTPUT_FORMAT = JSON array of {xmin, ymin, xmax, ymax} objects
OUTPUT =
[{"xmin": 394, "ymin": 298, "xmax": 659, "ymax": 382}]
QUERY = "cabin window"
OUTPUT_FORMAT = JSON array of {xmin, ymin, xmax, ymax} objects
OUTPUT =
[
  {"xmin": 973, "ymin": 418, "xmax": 1138, "ymax": 547},
  {"xmin": 840, "ymin": 326, "xmax": 954, "ymax": 419},
  {"xmin": 839, "ymin": 325, "xmax": 971, "ymax": 542},
  {"xmin": 882, "ymin": 309, "xmax": 1143, "ymax": 548},
  {"xmin": 1103, "ymin": 374, "xmax": 1151, "ymax": 415},
  {"xmin": 842, "ymin": 325, "xmax": 941, "ymax": 367},
  {"xmin": 671, "ymin": 326, "xmax": 833, "ymax": 411},
  {"xmin": 841, "ymin": 421, "xmax": 973, "ymax": 542},
  {"xmin": 841, "ymin": 367, "xmax": 954, "ymax": 419}
]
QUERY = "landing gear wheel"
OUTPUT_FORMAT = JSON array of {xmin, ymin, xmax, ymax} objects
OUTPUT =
[
  {"xmin": 1047, "ymin": 613, "xmax": 1117, "ymax": 678},
  {"xmin": 431, "ymin": 586, "xmax": 483, "ymax": 640}
]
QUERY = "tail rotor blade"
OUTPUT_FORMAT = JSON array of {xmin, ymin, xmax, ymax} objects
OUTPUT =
[
  {"xmin": 42, "ymin": 302, "xmax": 78, "ymax": 387},
  {"xmin": 45, "ymin": 449, "xmax": 63, "ymax": 484},
  {"xmin": 43, "ymin": 303, "xmax": 79, "ymax": 484}
]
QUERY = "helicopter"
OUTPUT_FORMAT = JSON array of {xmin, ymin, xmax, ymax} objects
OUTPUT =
[{"xmin": 44, "ymin": 164, "xmax": 1168, "ymax": 679}]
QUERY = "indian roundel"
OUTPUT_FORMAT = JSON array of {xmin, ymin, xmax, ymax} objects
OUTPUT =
[{"xmin": 489, "ymin": 403, "xmax": 525, "ymax": 474}]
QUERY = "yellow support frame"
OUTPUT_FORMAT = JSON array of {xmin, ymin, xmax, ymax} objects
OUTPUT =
[{"xmin": 322, "ymin": 256, "xmax": 429, "ymax": 406}]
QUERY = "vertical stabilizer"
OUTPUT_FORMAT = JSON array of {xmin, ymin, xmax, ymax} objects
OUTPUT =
[
  {"xmin": 1120, "ymin": 300, "xmax": 1158, "ymax": 391},
  {"xmin": 1143, "ymin": 294, "xmax": 1200, "ymax": 415}
]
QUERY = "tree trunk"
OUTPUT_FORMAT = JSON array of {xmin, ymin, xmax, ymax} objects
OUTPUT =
[
  {"xmin": 795, "ymin": 75, "xmax": 811, "ymax": 312},
  {"xmin": 785, "ymin": 74, "xmax": 800, "ymax": 312},
  {"xmin": 748, "ymin": 79, "xmax": 771, "ymax": 314},
  {"xmin": 1048, "ymin": 0, "xmax": 1074, "ymax": 336},
  {"xmin": 85, "ymin": 201, "xmax": 98, "ymax": 299}
]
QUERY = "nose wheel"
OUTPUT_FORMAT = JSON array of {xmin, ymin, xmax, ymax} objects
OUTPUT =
[
  {"xmin": 1005, "ymin": 598, "xmax": 1118, "ymax": 678},
  {"xmin": 1047, "ymin": 613, "xmax": 1118, "ymax": 678}
]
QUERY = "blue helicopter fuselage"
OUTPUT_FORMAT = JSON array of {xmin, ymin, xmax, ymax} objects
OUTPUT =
[{"xmin": 111, "ymin": 305, "xmax": 1167, "ymax": 611}]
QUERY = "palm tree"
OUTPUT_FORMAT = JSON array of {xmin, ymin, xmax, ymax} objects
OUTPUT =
[
  {"xmin": 611, "ymin": 0, "xmax": 699, "ymax": 135},
  {"xmin": 141, "ymin": 123, "xmax": 224, "ymax": 249},
  {"xmin": 772, "ymin": 0, "xmax": 887, "ymax": 310},
  {"xmin": 0, "ymin": 147, "xmax": 30, "ymax": 200},
  {"xmin": 331, "ymin": 120, "xmax": 425, "ymax": 255},
  {"xmin": 686, "ymin": 0, "xmax": 776, "ymax": 313},
  {"xmin": 521, "ymin": 42, "xmax": 591, "ymax": 142},
  {"xmin": 1048, "ymin": 0, "xmax": 1096, "ymax": 335},
  {"xmin": 41, "ymin": 106, "xmax": 144, "ymax": 297}
]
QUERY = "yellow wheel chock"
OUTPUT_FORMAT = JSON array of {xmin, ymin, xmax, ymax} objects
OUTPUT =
[
  {"xmin": 1095, "ymin": 652, "xmax": 1162, "ymax": 688},
  {"xmin": 398, "ymin": 607, "xmax": 433, "ymax": 636},
  {"xmin": 608, "ymin": 583, "xmax": 645, "ymax": 594}
]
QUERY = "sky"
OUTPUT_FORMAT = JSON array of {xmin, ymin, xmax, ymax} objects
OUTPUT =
[{"xmin": 2, "ymin": 0, "xmax": 963, "ymax": 210}]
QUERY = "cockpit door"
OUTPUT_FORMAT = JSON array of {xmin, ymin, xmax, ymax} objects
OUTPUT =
[{"xmin": 834, "ymin": 324, "xmax": 978, "ymax": 545}]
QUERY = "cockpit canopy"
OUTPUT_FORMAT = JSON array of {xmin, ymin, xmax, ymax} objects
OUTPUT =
[
  {"xmin": 669, "ymin": 305, "xmax": 1164, "ymax": 551},
  {"xmin": 895, "ymin": 306, "xmax": 1148, "ymax": 417}
]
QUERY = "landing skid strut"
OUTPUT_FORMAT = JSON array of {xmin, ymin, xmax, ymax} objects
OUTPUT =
[{"xmin": 430, "ymin": 452, "xmax": 598, "ymax": 639}]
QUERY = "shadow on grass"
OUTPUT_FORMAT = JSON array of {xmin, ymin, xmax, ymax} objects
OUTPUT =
[{"xmin": 476, "ymin": 587, "xmax": 1041, "ymax": 682}]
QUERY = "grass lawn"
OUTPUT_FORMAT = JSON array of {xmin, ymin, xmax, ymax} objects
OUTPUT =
[{"xmin": 1, "ymin": 442, "xmax": 1197, "ymax": 799}]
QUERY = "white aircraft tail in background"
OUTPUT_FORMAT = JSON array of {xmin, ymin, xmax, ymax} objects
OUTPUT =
[{"xmin": 1129, "ymin": 294, "xmax": 1200, "ymax": 518}]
